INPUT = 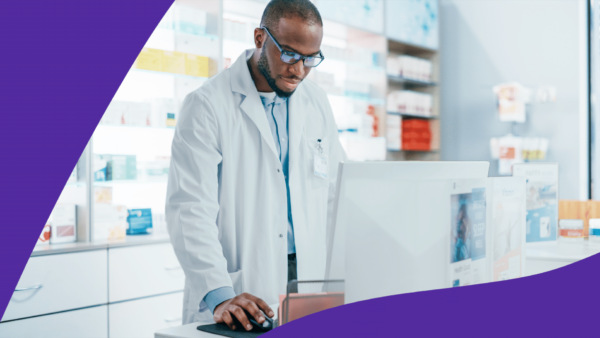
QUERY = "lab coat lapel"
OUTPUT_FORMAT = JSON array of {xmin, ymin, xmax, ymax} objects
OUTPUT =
[
  {"xmin": 288, "ymin": 84, "xmax": 306, "ymax": 165},
  {"xmin": 230, "ymin": 49, "xmax": 278, "ymax": 158}
]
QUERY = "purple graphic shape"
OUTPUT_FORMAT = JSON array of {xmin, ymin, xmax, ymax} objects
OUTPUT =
[{"xmin": 0, "ymin": 0, "xmax": 174, "ymax": 318}]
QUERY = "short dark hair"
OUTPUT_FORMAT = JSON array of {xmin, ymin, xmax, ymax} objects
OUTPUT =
[{"xmin": 260, "ymin": 0, "xmax": 323, "ymax": 32}]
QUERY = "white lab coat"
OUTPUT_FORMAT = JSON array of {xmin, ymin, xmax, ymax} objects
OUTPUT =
[{"xmin": 166, "ymin": 49, "xmax": 347, "ymax": 324}]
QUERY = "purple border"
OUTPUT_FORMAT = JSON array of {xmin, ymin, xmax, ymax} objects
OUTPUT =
[{"xmin": 0, "ymin": 0, "xmax": 173, "ymax": 319}]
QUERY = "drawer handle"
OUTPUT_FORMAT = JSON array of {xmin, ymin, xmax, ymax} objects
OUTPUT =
[
  {"xmin": 164, "ymin": 317, "xmax": 182, "ymax": 323},
  {"xmin": 164, "ymin": 266, "xmax": 182, "ymax": 271},
  {"xmin": 15, "ymin": 284, "xmax": 43, "ymax": 292}
]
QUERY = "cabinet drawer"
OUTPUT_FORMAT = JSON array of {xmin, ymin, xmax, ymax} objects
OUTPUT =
[
  {"xmin": 2, "ymin": 250, "xmax": 108, "ymax": 322},
  {"xmin": 108, "ymin": 243, "xmax": 184, "ymax": 302},
  {"xmin": 0, "ymin": 305, "xmax": 107, "ymax": 338},
  {"xmin": 109, "ymin": 292, "xmax": 183, "ymax": 338}
]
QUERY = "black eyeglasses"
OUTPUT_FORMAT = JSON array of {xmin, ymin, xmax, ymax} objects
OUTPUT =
[{"xmin": 261, "ymin": 27, "xmax": 325, "ymax": 67}]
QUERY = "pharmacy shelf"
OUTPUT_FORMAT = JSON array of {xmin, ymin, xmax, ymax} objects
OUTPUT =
[
  {"xmin": 387, "ymin": 148, "xmax": 440, "ymax": 153},
  {"xmin": 387, "ymin": 112, "xmax": 439, "ymax": 119},
  {"xmin": 97, "ymin": 123, "xmax": 176, "ymax": 131},
  {"xmin": 327, "ymin": 93, "xmax": 385, "ymax": 106},
  {"xmin": 324, "ymin": 58, "xmax": 385, "ymax": 72},
  {"xmin": 132, "ymin": 68, "xmax": 209, "ymax": 81},
  {"xmin": 93, "ymin": 180, "xmax": 168, "ymax": 187},
  {"xmin": 65, "ymin": 181, "xmax": 87, "ymax": 187},
  {"xmin": 387, "ymin": 75, "xmax": 437, "ymax": 87},
  {"xmin": 387, "ymin": 38, "xmax": 438, "ymax": 55}
]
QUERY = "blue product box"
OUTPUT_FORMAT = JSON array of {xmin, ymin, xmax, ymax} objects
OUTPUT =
[{"xmin": 126, "ymin": 208, "xmax": 153, "ymax": 235}]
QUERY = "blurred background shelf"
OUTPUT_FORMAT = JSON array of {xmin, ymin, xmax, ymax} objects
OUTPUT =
[
  {"xmin": 387, "ymin": 112, "xmax": 439, "ymax": 119},
  {"xmin": 387, "ymin": 75, "xmax": 437, "ymax": 87}
]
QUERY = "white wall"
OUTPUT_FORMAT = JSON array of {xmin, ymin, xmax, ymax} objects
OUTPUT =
[{"xmin": 439, "ymin": 0, "xmax": 588, "ymax": 199}]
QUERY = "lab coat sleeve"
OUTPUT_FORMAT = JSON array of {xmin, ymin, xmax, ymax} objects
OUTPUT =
[{"xmin": 166, "ymin": 91, "xmax": 233, "ymax": 312}]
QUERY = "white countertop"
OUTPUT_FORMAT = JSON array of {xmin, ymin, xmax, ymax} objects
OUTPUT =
[
  {"xmin": 32, "ymin": 233, "xmax": 171, "ymax": 256},
  {"xmin": 525, "ymin": 239, "xmax": 600, "ymax": 262},
  {"xmin": 156, "ymin": 322, "xmax": 219, "ymax": 338}
]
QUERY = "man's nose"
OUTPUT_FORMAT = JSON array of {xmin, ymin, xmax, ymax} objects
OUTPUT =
[{"xmin": 288, "ymin": 60, "xmax": 305, "ymax": 78}]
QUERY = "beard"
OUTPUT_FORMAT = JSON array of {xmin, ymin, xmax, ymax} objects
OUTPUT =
[{"xmin": 257, "ymin": 47, "xmax": 297, "ymax": 98}]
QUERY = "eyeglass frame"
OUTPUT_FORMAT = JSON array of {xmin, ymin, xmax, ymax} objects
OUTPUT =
[{"xmin": 260, "ymin": 26, "xmax": 325, "ymax": 67}]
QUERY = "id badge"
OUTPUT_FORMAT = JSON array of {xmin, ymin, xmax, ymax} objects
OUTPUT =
[{"xmin": 314, "ymin": 154, "xmax": 328, "ymax": 179}]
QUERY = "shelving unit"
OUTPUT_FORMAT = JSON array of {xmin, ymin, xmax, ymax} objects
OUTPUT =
[
  {"xmin": 385, "ymin": 38, "xmax": 440, "ymax": 161},
  {"xmin": 41, "ymin": 0, "xmax": 442, "ymax": 248}
]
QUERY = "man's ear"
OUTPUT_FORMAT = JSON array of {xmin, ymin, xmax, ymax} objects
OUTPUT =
[{"xmin": 254, "ymin": 28, "xmax": 265, "ymax": 49}]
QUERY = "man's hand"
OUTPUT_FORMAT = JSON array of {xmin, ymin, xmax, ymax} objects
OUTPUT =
[{"xmin": 213, "ymin": 293, "xmax": 274, "ymax": 331}]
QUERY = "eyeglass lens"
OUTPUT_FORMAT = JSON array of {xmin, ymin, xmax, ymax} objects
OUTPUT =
[{"xmin": 280, "ymin": 53, "xmax": 323, "ymax": 67}]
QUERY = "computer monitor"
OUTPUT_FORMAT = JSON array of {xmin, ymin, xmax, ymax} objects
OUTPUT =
[{"xmin": 324, "ymin": 161, "xmax": 490, "ymax": 285}]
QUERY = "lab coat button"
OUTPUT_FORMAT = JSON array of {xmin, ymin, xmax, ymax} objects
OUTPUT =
[
  {"xmin": 277, "ymin": 169, "xmax": 281, "ymax": 172},
  {"xmin": 279, "ymin": 234, "xmax": 283, "ymax": 238}
]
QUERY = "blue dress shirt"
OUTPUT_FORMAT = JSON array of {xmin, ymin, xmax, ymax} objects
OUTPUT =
[{"xmin": 203, "ymin": 91, "xmax": 296, "ymax": 314}]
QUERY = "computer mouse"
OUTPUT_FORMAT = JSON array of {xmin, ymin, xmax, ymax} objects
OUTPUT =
[{"xmin": 249, "ymin": 313, "xmax": 274, "ymax": 332}]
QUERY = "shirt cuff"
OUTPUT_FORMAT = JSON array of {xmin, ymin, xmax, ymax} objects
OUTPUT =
[{"xmin": 203, "ymin": 286, "xmax": 236, "ymax": 314}]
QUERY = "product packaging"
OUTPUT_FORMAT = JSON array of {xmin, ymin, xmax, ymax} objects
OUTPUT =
[
  {"xmin": 127, "ymin": 208, "xmax": 153, "ymax": 235},
  {"xmin": 184, "ymin": 53, "xmax": 209, "ymax": 78},
  {"xmin": 513, "ymin": 163, "xmax": 559, "ymax": 242},
  {"xmin": 37, "ymin": 222, "xmax": 51, "ymax": 246},
  {"xmin": 49, "ymin": 204, "xmax": 77, "ymax": 244},
  {"xmin": 135, "ymin": 48, "xmax": 163, "ymax": 72},
  {"xmin": 589, "ymin": 219, "xmax": 600, "ymax": 244},
  {"xmin": 162, "ymin": 51, "xmax": 186, "ymax": 74},
  {"xmin": 559, "ymin": 219, "xmax": 584, "ymax": 243}
]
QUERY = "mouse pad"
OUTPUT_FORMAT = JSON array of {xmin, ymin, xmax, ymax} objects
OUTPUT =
[{"xmin": 197, "ymin": 323, "xmax": 267, "ymax": 338}]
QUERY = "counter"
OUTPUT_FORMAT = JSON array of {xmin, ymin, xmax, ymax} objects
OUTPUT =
[
  {"xmin": 32, "ymin": 233, "xmax": 171, "ymax": 256},
  {"xmin": 524, "ymin": 240, "xmax": 600, "ymax": 276}
]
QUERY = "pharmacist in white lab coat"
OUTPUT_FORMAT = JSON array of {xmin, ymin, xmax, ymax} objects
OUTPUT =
[{"xmin": 165, "ymin": 0, "xmax": 346, "ymax": 331}]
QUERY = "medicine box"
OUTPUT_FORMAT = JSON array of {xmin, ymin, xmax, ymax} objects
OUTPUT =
[
  {"xmin": 127, "ymin": 208, "xmax": 153, "ymax": 235},
  {"xmin": 97, "ymin": 155, "xmax": 137, "ymax": 181},
  {"xmin": 162, "ymin": 51, "xmax": 186, "ymax": 74},
  {"xmin": 49, "ymin": 204, "xmax": 77, "ymax": 244},
  {"xmin": 185, "ymin": 54, "xmax": 209, "ymax": 78},
  {"xmin": 135, "ymin": 48, "xmax": 163, "ymax": 72}
]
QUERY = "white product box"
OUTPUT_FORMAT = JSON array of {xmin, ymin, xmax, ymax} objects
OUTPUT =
[
  {"xmin": 49, "ymin": 204, "xmax": 77, "ymax": 244},
  {"xmin": 101, "ymin": 101, "xmax": 128, "ymax": 125},
  {"xmin": 124, "ymin": 102, "xmax": 151, "ymax": 126},
  {"xmin": 149, "ymin": 98, "xmax": 177, "ymax": 128}
]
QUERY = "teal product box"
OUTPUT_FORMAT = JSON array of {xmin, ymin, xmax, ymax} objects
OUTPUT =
[
  {"xmin": 97, "ymin": 155, "xmax": 137, "ymax": 181},
  {"xmin": 109, "ymin": 155, "xmax": 137, "ymax": 181},
  {"xmin": 126, "ymin": 208, "xmax": 153, "ymax": 235},
  {"xmin": 93, "ymin": 156, "xmax": 107, "ymax": 182}
]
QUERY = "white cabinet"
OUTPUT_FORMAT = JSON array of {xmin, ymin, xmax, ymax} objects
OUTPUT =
[
  {"xmin": 2, "ymin": 250, "xmax": 108, "ymax": 322},
  {"xmin": 109, "ymin": 292, "xmax": 183, "ymax": 338},
  {"xmin": 109, "ymin": 243, "xmax": 184, "ymax": 302},
  {"xmin": 0, "ymin": 305, "xmax": 108, "ymax": 338}
]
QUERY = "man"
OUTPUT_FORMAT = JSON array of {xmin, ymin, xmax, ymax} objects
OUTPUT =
[{"xmin": 166, "ymin": 0, "xmax": 346, "ymax": 331}]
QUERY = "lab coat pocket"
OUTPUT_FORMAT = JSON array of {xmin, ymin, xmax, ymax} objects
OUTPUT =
[{"xmin": 229, "ymin": 269, "xmax": 243, "ymax": 295}]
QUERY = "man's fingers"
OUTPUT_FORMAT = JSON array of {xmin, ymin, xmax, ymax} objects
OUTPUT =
[
  {"xmin": 246, "ymin": 295, "xmax": 274, "ymax": 318},
  {"xmin": 229, "ymin": 305, "xmax": 252, "ymax": 331},
  {"xmin": 222, "ymin": 310, "xmax": 236, "ymax": 331},
  {"xmin": 239, "ymin": 299, "xmax": 264, "ymax": 323}
]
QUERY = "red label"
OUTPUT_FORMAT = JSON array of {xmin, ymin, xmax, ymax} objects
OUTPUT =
[{"xmin": 560, "ymin": 229, "xmax": 583, "ymax": 238}]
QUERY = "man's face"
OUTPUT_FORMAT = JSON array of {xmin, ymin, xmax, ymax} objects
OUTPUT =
[{"xmin": 258, "ymin": 16, "xmax": 323, "ymax": 97}]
